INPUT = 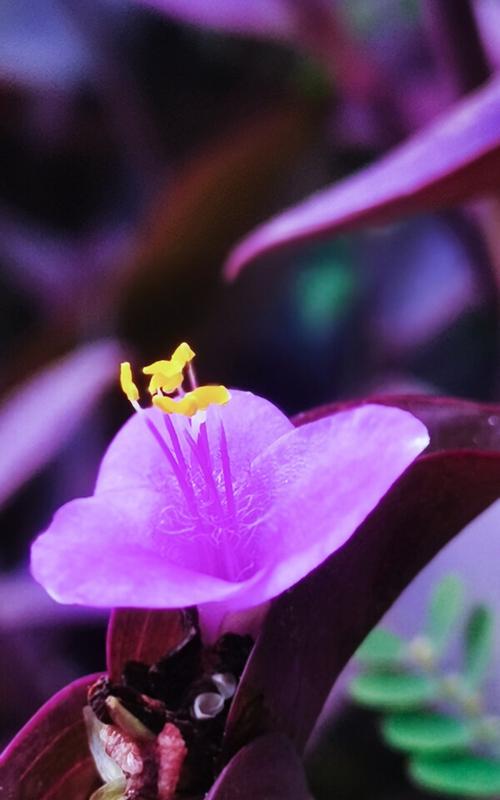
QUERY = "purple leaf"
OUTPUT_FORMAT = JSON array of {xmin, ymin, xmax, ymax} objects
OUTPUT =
[
  {"xmin": 0, "ymin": 339, "xmax": 121, "ymax": 509},
  {"xmin": 223, "ymin": 396, "xmax": 500, "ymax": 758},
  {"xmin": 206, "ymin": 733, "xmax": 312, "ymax": 799},
  {"xmin": 140, "ymin": 0, "xmax": 296, "ymax": 40},
  {"xmin": 0, "ymin": 571, "xmax": 106, "ymax": 630},
  {"xmin": 0, "ymin": 674, "xmax": 100, "ymax": 800},
  {"xmin": 106, "ymin": 608, "xmax": 188, "ymax": 681},
  {"xmin": 225, "ymin": 77, "xmax": 500, "ymax": 278},
  {"xmin": 0, "ymin": 0, "xmax": 94, "ymax": 90},
  {"xmin": 138, "ymin": 0, "xmax": 341, "ymax": 51}
]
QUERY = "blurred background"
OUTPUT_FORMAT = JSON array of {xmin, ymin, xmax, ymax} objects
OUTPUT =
[{"xmin": 1, "ymin": 1, "xmax": 500, "ymax": 796}]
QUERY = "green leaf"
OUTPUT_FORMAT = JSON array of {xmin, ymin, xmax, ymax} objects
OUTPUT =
[
  {"xmin": 356, "ymin": 628, "xmax": 404, "ymax": 667},
  {"xmin": 425, "ymin": 574, "xmax": 465, "ymax": 655},
  {"xmin": 349, "ymin": 671, "xmax": 438, "ymax": 711},
  {"xmin": 410, "ymin": 755, "xmax": 500, "ymax": 797},
  {"xmin": 382, "ymin": 712, "xmax": 474, "ymax": 755},
  {"xmin": 464, "ymin": 605, "xmax": 494, "ymax": 689}
]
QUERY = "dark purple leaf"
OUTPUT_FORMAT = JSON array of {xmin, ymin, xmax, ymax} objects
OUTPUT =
[
  {"xmin": 106, "ymin": 608, "xmax": 188, "ymax": 682},
  {"xmin": 0, "ymin": 674, "xmax": 100, "ymax": 800},
  {"xmin": 125, "ymin": 99, "xmax": 320, "ymax": 293},
  {"xmin": 223, "ymin": 396, "xmax": 500, "ymax": 758},
  {"xmin": 225, "ymin": 77, "xmax": 500, "ymax": 278},
  {"xmin": 207, "ymin": 733, "xmax": 312, "ymax": 800}
]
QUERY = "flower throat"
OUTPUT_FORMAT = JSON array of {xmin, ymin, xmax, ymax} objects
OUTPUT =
[{"xmin": 119, "ymin": 344, "xmax": 248, "ymax": 581}]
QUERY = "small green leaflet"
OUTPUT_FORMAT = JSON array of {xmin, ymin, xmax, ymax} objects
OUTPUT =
[
  {"xmin": 464, "ymin": 605, "xmax": 494, "ymax": 690},
  {"xmin": 356, "ymin": 628, "xmax": 404, "ymax": 667},
  {"xmin": 381, "ymin": 712, "xmax": 474, "ymax": 756},
  {"xmin": 425, "ymin": 574, "xmax": 465, "ymax": 656},
  {"xmin": 349, "ymin": 672, "xmax": 437, "ymax": 711},
  {"xmin": 410, "ymin": 755, "xmax": 500, "ymax": 797}
]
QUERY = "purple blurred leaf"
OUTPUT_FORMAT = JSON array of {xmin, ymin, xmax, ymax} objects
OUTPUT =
[
  {"xmin": 140, "ymin": 0, "xmax": 297, "ymax": 39},
  {"xmin": 0, "ymin": 674, "xmax": 100, "ymax": 800},
  {"xmin": 223, "ymin": 396, "xmax": 500, "ymax": 758},
  {"xmin": 207, "ymin": 733, "xmax": 312, "ymax": 799},
  {"xmin": 0, "ymin": 206, "xmax": 134, "ymax": 311},
  {"xmin": 125, "ymin": 99, "xmax": 320, "ymax": 290},
  {"xmin": 226, "ymin": 77, "xmax": 500, "ymax": 277},
  {"xmin": 106, "ymin": 608, "xmax": 187, "ymax": 682},
  {"xmin": 0, "ymin": 339, "xmax": 121, "ymax": 509},
  {"xmin": 0, "ymin": 0, "xmax": 135, "ymax": 92},
  {"xmin": 138, "ymin": 0, "xmax": 387, "ymax": 111},
  {"xmin": 474, "ymin": 0, "xmax": 500, "ymax": 72},
  {"xmin": 0, "ymin": 571, "xmax": 105, "ymax": 630},
  {"xmin": 367, "ymin": 216, "xmax": 483, "ymax": 355},
  {"xmin": 138, "ymin": 0, "xmax": 343, "ymax": 51},
  {"xmin": 0, "ymin": 0, "xmax": 93, "ymax": 89}
]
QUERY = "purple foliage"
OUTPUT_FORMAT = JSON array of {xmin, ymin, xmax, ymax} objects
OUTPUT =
[{"xmin": 226, "ymin": 77, "xmax": 500, "ymax": 276}]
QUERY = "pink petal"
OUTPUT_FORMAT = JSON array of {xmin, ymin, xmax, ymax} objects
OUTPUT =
[
  {"xmin": 96, "ymin": 389, "xmax": 291, "ymax": 494},
  {"xmin": 31, "ymin": 495, "xmax": 255, "ymax": 608},
  {"xmin": 32, "ymin": 402, "xmax": 427, "ymax": 612},
  {"xmin": 220, "ymin": 404, "xmax": 429, "ymax": 610}
]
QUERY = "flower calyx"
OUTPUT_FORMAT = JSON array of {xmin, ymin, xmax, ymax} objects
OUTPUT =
[
  {"xmin": 86, "ymin": 619, "xmax": 253, "ymax": 799},
  {"xmin": 120, "ymin": 342, "xmax": 230, "ymax": 418}
]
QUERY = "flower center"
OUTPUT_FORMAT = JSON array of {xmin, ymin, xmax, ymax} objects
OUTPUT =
[
  {"xmin": 120, "ymin": 342, "xmax": 230, "ymax": 418},
  {"xmin": 120, "ymin": 344, "xmax": 255, "ymax": 582}
]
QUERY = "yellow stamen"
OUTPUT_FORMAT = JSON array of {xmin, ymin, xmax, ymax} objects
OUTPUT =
[
  {"xmin": 189, "ymin": 385, "xmax": 231, "ymax": 410},
  {"xmin": 120, "ymin": 362, "xmax": 139, "ymax": 403},
  {"xmin": 153, "ymin": 393, "xmax": 199, "ymax": 417},
  {"xmin": 172, "ymin": 342, "xmax": 195, "ymax": 364},
  {"xmin": 143, "ymin": 342, "xmax": 196, "ymax": 395},
  {"xmin": 147, "ymin": 370, "xmax": 184, "ymax": 395},
  {"xmin": 153, "ymin": 385, "xmax": 230, "ymax": 417}
]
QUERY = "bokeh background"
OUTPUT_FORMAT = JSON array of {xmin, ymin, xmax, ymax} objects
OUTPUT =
[{"xmin": 1, "ymin": 1, "xmax": 500, "ymax": 796}]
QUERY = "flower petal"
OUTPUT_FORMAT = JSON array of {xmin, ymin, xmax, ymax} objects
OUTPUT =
[
  {"xmin": 32, "ymin": 403, "xmax": 427, "ymax": 612},
  {"xmin": 206, "ymin": 388, "xmax": 293, "ymax": 475},
  {"xmin": 30, "ymin": 496, "xmax": 257, "ymax": 608},
  {"xmin": 220, "ymin": 404, "xmax": 429, "ymax": 610},
  {"xmin": 224, "ymin": 396, "xmax": 500, "ymax": 758},
  {"xmin": 96, "ymin": 390, "xmax": 291, "ymax": 494}
]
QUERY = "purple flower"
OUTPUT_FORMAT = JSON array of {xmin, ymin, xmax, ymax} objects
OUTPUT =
[{"xmin": 31, "ymin": 345, "xmax": 429, "ymax": 623}]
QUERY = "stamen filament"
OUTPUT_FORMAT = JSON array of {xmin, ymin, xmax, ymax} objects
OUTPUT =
[
  {"xmin": 219, "ymin": 420, "xmax": 237, "ymax": 520},
  {"xmin": 162, "ymin": 415, "xmax": 198, "ymax": 514},
  {"xmin": 184, "ymin": 422, "xmax": 223, "ymax": 518},
  {"xmin": 188, "ymin": 362, "xmax": 198, "ymax": 390},
  {"xmin": 143, "ymin": 417, "xmax": 198, "ymax": 517}
]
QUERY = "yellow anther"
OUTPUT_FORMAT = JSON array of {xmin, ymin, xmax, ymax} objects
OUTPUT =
[
  {"xmin": 172, "ymin": 342, "xmax": 195, "ymax": 364},
  {"xmin": 142, "ymin": 342, "xmax": 196, "ymax": 395},
  {"xmin": 153, "ymin": 384, "xmax": 230, "ymax": 417},
  {"xmin": 147, "ymin": 371, "xmax": 183, "ymax": 395},
  {"xmin": 189, "ymin": 385, "xmax": 230, "ymax": 410},
  {"xmin": 142, "ymin": 359, "xmax": 171, "ymax": 376},
  {"xmin": 120, "ymin": 362, "xmax": 139, "ymax": 403},
  {"xmin": 153, "ymin": 393, "xmax": 199, "ymax": 417}
]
